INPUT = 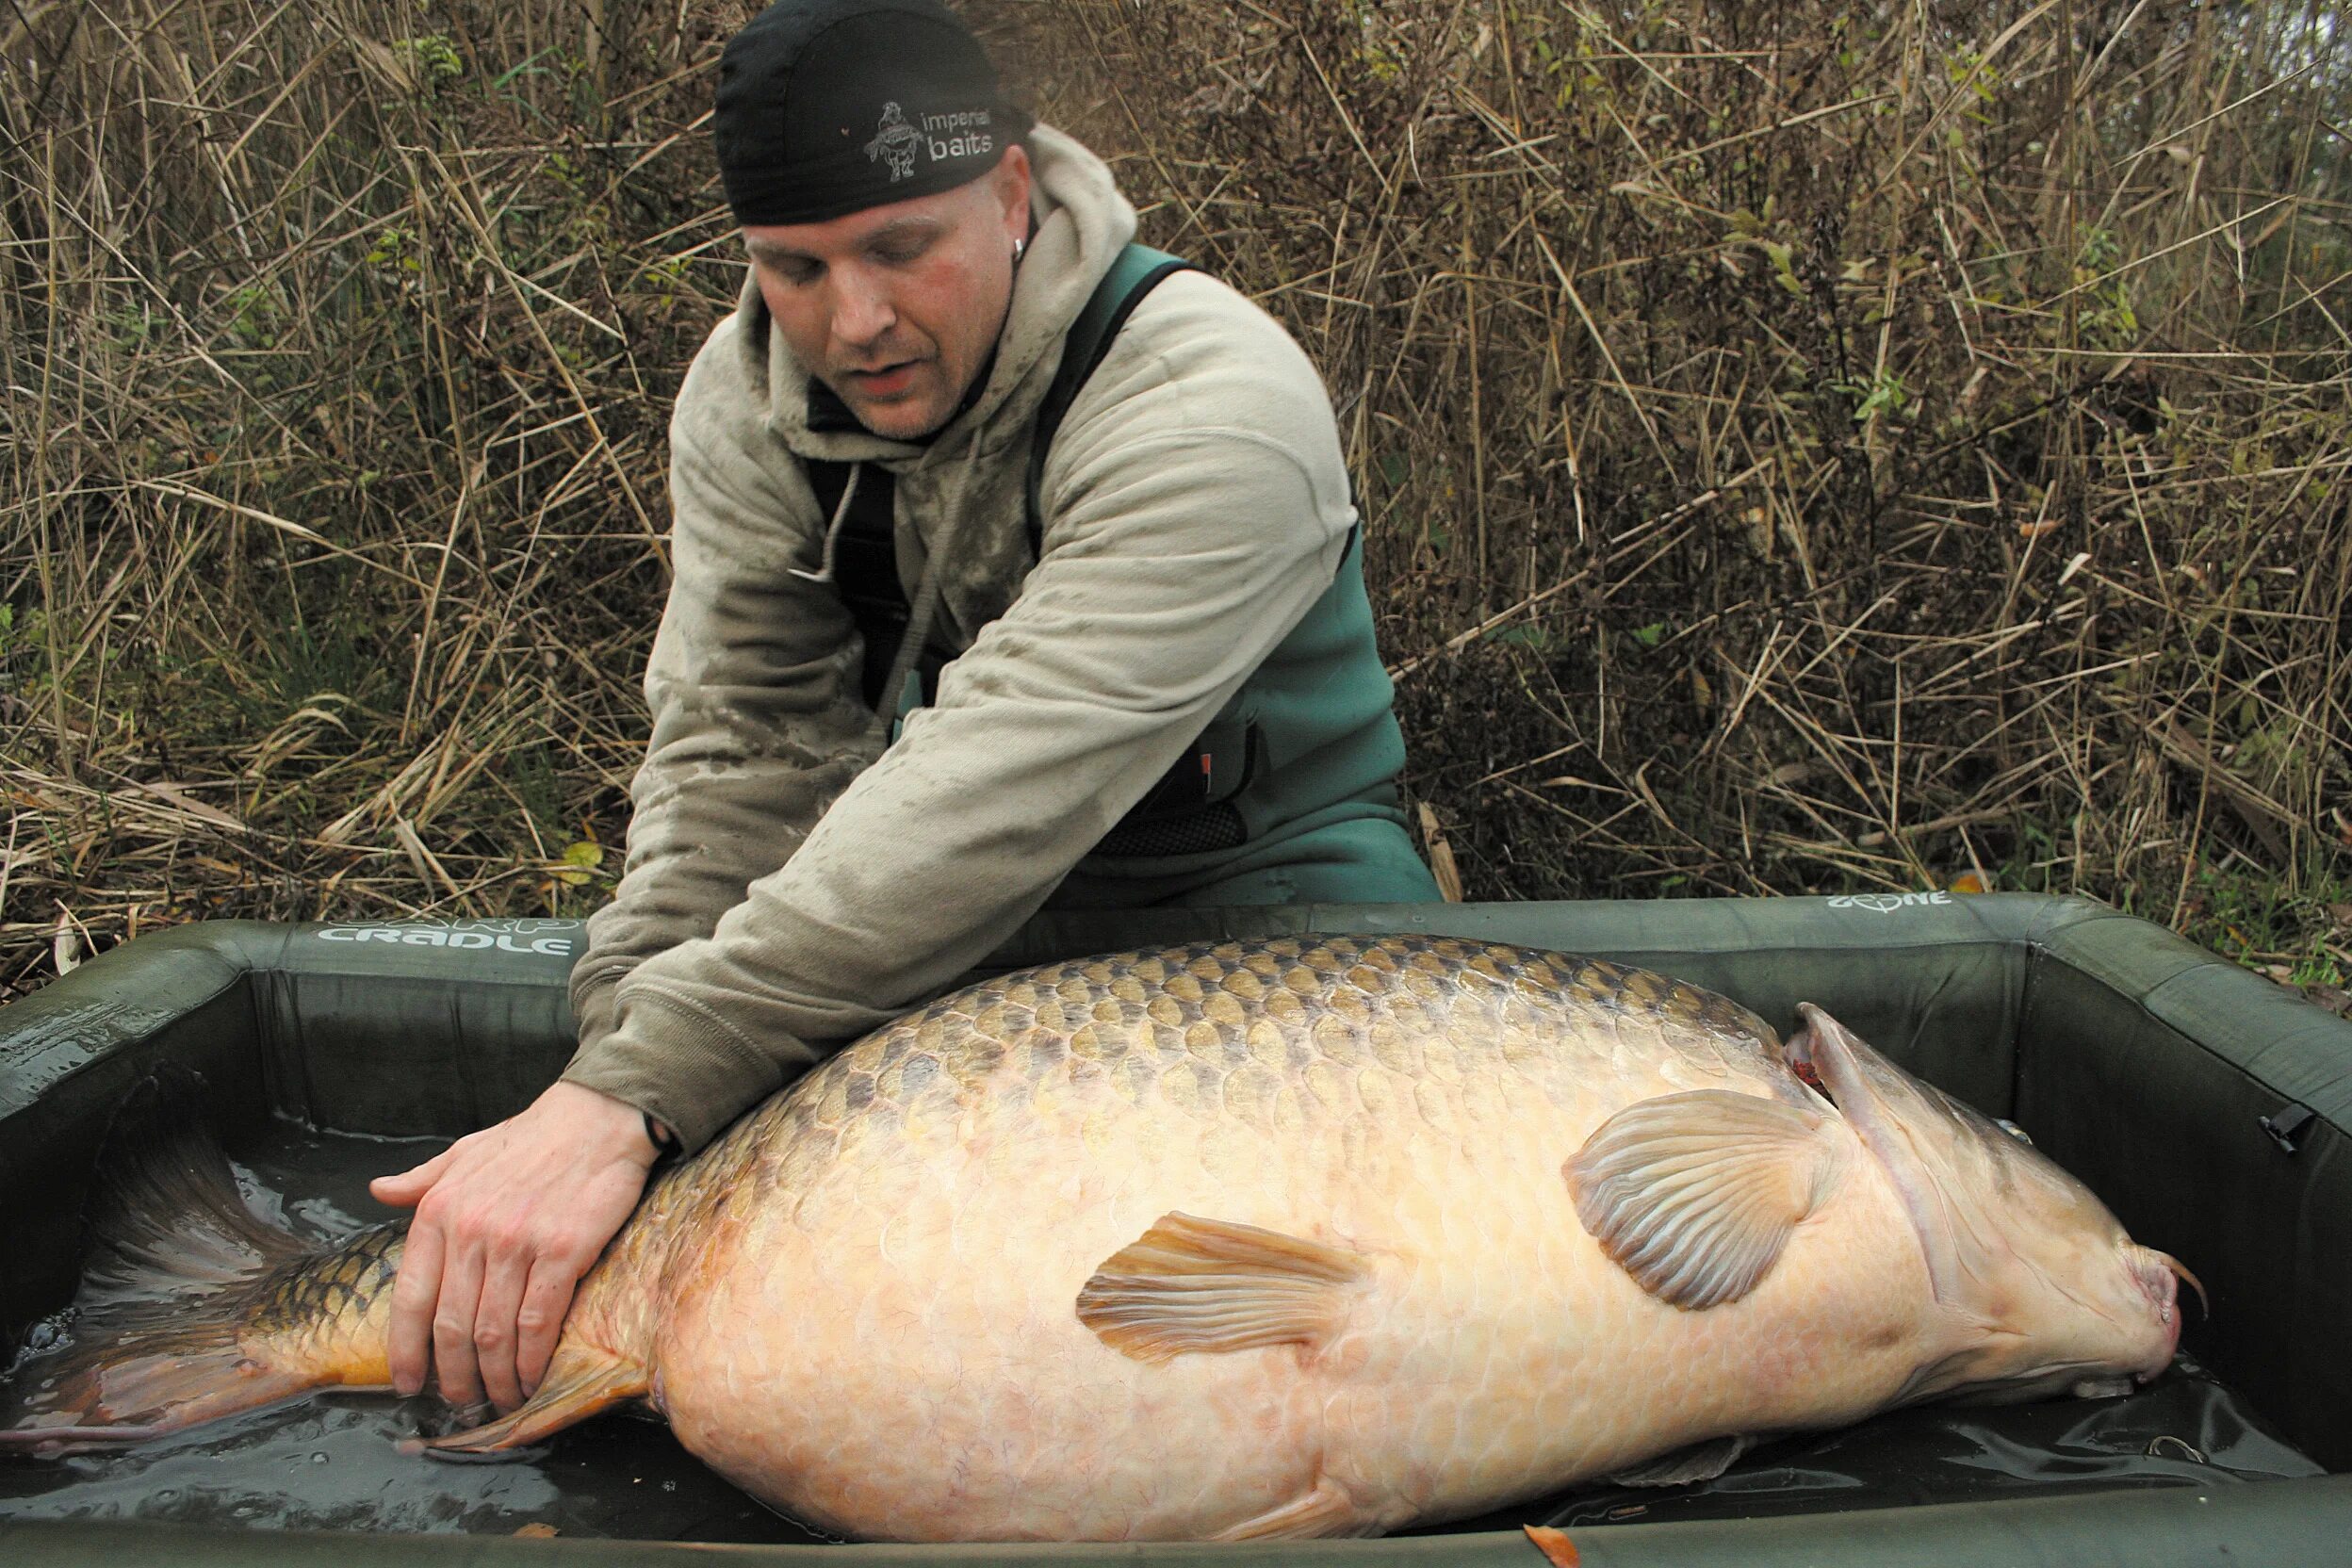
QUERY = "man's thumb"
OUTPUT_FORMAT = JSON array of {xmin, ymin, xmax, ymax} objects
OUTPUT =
[{"xmin": 369, "ymin": 1143, "xmax": 459, "ymax": 1208}]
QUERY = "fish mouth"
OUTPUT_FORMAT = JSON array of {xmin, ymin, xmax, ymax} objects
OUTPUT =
[
  {"xmin": 2154, "ymin": 1251, "xmax": 2209, "ymax": 1321},
  {"xmin": 2132, "ymin": 1248, "xmax": 2203, "ymax": 1376}
]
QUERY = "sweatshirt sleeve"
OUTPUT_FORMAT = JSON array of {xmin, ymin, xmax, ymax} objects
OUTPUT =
[
  {"xmin": 564, "ymin": 317, "xmax": 879, "ymax": 1084},
  {"xmin": 564, "ymin": 276, "xmax": 1357, "ymax": 1152}
]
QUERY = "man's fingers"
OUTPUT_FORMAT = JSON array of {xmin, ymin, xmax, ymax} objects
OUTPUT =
[
  {"xmin": 431, "ymin": 1246, "xmax": 489, "ymax": 1410},
  {"xmin": 514, "ymin": 1255, "xmax": 585, "ymax": 1399},
  {"xmin": 470, "ymin": 1248, "xmax": 530, "ymax": 1414},
  {"xmin": 386, "ymin": 1220, "xmax": 445, "ymax": 1398},
  {"xmin": 370, "ymin": 1143, "xmax": 460, "ymax": 1208},
  {"xmin": 368, "ymin": 1086, "xmax": 653, "ymax": 1412}
]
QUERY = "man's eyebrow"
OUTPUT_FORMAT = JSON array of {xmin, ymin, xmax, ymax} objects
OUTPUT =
[
  {"xmin": 744, "ymin": 237, "xmax": 806, "ymax": 266},
  {"xmin": 865, "ymin": 217, "xmax": 945, "ymax": 243},
  {"xmin": 745, "ymin": 218, "xmax": 947, "ymax": 265}
]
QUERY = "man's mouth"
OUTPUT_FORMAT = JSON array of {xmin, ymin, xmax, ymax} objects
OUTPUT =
[{"xmin": 841, "ymin": 361, "xmax": 922, "ymax": 397}]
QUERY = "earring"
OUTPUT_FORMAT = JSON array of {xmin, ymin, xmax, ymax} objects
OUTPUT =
[{"xmin": 1012, "ymin": 237, "xmax": 1027, "ymax": 263}]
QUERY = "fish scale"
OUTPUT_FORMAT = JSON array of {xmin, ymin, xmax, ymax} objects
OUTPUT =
[{"xmin": 4, "ymin": 936, "xmax": 2188, "ymax": 1545}]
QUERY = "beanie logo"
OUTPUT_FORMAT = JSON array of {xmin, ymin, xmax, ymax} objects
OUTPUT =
[{"xmin": 865, "ymin": 102, "xmax": 924, "ymax": 182}]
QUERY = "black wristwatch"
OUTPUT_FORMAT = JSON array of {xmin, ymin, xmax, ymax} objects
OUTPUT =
[{"xmin": 642, "ymin": 1111, "xmax": 683, "ymax": 1166}]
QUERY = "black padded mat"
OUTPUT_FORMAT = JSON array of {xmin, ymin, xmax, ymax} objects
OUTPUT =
[{"xmin": 1436, "ymin": 1355, "xmax": 2318, "ymax": 1536}]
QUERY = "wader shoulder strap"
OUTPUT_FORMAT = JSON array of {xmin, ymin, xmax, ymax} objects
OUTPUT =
[
  {"xmin": 807, "ymin": 242, "xmax": 1194, "ymax": 709},
  {"xmin": 1023, "ymin": 243, "xmax": 1191, "ymax": 544}
]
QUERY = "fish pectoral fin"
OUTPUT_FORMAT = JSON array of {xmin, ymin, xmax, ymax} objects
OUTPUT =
[
  {"xmin": 1607, "ymin": 1433, "xmax": 1754, "ymax": 1487},
  {"xmin": 427, "ymin": 1344, "xmax": 647, "ymax": 1453},
  {"xmin": 1075, "ymin": 1211, "xmax": 1371, "ymax": 1364},
  {"xmin": 1566, "ymin": 1089, "xmax": 1848, "ymax": 1310},
  {"xmin": 1212, "ymin": 1476, "xmax": 1374, "ymax": 1542}
]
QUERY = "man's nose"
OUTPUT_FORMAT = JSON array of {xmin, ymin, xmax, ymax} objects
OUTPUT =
[{"xmin": 829, "ymin": 266, "xmax": 896, "ymax": 350}]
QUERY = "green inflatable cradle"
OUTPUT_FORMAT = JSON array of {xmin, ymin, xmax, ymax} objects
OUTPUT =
[{"xmin": 3, "ymin": 894, "xmax": 2351, "ymax": 1564}]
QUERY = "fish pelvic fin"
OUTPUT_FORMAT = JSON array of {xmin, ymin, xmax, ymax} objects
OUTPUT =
[
  {"xmin": 1076, "ymin": 1212, "xmax": 1372, "ymax": 1365},
  {"xmin": 1606, "ymin": 1432, "xmax": 1754, "ymax": 1486},
  {"xmin": 1212, "ymin": 1475, "xmax": 1379, "ymax": 1542},
  {"xmin": 1, "ymin": 1084, "xmax": 402, "ymax": 1454},
  {"xmin": 426, "ymin": 1342, "xmax": 647, "ymax": 1452},
  {"xmin": 1566, "ymin": 1088, "xmax": 1849, "ymax": 1310}
]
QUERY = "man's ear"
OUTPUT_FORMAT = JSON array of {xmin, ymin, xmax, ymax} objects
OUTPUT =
[{"xmin": 993, "ymin": 142, "xmax": 1033, "ymax": 244}]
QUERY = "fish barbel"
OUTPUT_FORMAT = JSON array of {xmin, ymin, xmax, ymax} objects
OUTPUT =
[{"xmin": 1, "ymin": 936, "xmax": 2193, "ymax": 1540}]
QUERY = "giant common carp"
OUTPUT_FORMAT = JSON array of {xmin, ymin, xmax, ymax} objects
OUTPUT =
[{"xmin": 2, "ymin": 936, "xmax": 2196, "ymax": 1541}]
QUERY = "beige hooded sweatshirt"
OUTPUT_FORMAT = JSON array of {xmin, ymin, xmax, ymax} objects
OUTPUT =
[{"xmin": 563, "ymin": 127, "xmax": 1361, "ymax": 1152}]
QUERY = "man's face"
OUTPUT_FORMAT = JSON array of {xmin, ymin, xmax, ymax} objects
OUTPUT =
[{"xmin": 744, "ymin": 146, "xmax": 1032, "ymax": 441}]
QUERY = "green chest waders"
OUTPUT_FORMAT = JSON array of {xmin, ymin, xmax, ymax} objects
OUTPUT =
[{"xmin": 806, "ymin": 245, "xmax": 1438, "ymax": 909}]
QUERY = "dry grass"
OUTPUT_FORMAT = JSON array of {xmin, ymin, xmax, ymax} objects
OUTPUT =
[{"xmin": 2, "ymin": 0, "xmax": 2347, "ymax": 999}]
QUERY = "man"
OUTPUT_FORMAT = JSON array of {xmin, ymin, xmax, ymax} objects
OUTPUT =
[{"xmin": 371, "ymin": 0, "xmax": 1438, "ymax": 1415}]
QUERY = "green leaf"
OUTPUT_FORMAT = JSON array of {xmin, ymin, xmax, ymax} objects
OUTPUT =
[{"xmin": 553, "ymin": 840, "xmax": 604, "ymax": 887}]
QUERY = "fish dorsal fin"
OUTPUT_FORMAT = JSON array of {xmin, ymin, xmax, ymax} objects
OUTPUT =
[
  {"xmin": 1566, "ymin": 1090, "xmax": 1848, "ymax": 1310},
  {"xmin": 1076, "ymin": 1212, "xmax": 1371, "ymax": 1364}
]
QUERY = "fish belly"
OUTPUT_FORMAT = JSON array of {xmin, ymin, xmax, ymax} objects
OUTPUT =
[{"xmin": 647, "ymin": 936, "xmax": 1891, "ymax": 1542}]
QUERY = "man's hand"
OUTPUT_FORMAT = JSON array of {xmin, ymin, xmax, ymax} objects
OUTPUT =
[{"xmin": 368, "ymin": 1081, "xmax": 660, "ymax": 1413}]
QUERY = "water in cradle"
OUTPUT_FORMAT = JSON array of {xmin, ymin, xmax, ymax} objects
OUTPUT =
[
  {"xmin": 0, "ymin": 1122, "xmax": 2324, "ymax": 1540},
  {"xmin": 0, "ymin": 1126, "xmax": 829, "ymax": 1543}
]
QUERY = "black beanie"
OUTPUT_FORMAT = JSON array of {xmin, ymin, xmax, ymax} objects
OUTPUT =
[{"xmin": 715, "ymin": 0, "xmax": 1034, "ymax": 227}]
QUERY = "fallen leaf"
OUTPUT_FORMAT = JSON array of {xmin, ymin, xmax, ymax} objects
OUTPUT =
[
  {"xmin": 552, "ymin": 840, "xmax": 605, "ymax": 888},
  {"xmin": 2302, "ymin": 984, "xmax": 2352, "ymax": 1019},
  {"xmin": 1949, "ymin": 872, "xmax": 1991, "ymax": 894},
  {"xmin": 1524, "ymin": 1524, "xmax": 1580, "ymax": 1566},
  {"xmin": 512, "ymin": 1522, "xmax": 560, "ymax": 1538}
]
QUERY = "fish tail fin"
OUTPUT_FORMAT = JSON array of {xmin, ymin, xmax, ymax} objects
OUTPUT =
[
  {"xmin": 0, "ymin": 1330, "xmax": 320, "ymax": 1456},
  {"xmin": 427, "ymin": 1343, "xmax": 647, "ymax": 1453},
  {"xmin": 0, "ymin": 1081, "xmax": 398, "ymax": 1454}
]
